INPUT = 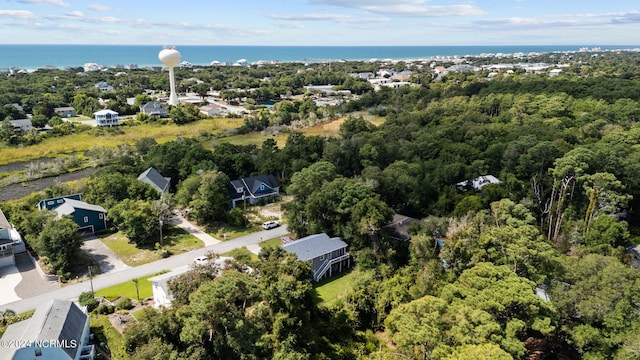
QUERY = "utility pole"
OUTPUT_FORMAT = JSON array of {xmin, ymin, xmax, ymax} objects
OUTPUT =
[
  {"xmin": 88, "ymin": 265, "xmax": 95, "ymax": 296},
  {"xmin": 159, "ymin": 219, "xmax": 164, "ymax": 246}
]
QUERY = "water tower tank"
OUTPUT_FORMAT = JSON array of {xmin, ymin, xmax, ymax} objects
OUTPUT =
[{"xmin": 159, "ymin": 47, "xmax": 181, "ymax": 67}]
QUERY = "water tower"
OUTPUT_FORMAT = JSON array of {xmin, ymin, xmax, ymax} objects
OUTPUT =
[{"xmin": 158, "ymin": 46, "xmax": 181, "ymax": 105}]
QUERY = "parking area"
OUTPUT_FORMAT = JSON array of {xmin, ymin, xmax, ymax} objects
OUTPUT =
[{"xmin": 13, "ymin": 252, "xmax": 59, "ymax": 299}]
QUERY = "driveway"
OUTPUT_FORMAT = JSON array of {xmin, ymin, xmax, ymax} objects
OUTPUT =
[
  {"xmin": 13, "ymin": 252, "xmax": 59, "ymax": 298},
  {"xmin": 170, "ymin": 213, "xmax": 220, "ymax": 247},
  {"xmin": 0, "ymin": 265, "xmax": 22, "ymax": 305},
  {"xmin": 81, "ymin": 235, "xmax": 130, "ymax": 274}
]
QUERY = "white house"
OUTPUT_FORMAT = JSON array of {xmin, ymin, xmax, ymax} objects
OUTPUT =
[
  {"xmin": 0, "ymin": 299, "xmax": 94, "ymax": 360},
  {"xmin": 93, "ymin": 109, "xmax": 119, "ymax": 127},
  {"xmin": 149, "ymin": 257, "xmax": 235, "ymax": 308},
  {"xmin": 0, "ymin": 208, "xmax": 26, "ymax": 268},
  {"xmin": 456, "ymin": 175, "xmax": 501, "ymax": 191}
]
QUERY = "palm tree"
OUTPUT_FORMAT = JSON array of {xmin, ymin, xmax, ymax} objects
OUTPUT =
[{"xmin": 0, "ymin": 309, "xmax": 16, "ymax": 326}]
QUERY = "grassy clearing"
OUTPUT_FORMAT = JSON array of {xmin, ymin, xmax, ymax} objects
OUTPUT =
[
  {"xmin": 314, "ymin": 270, "xmax": 356, "ymax": 306},
  {"xmin": 90, "ymin": 314, "xmax": 128, "ymax": 360},
  {"xmin": 0, "ymin": 118, "xmax": 243, "ymax": 165},
  {"xmin": 95, "ymin": 272, "xmax": 163, "ymax": 302},
  {"xmin": 99, "ymin": 226, "xmax": 203, "ymax": 267},
  {"xmin": 222, "ymin": 247, "xmax": 260, "ymax": 262},
  {"xmin": 206, "ymin": 224, "xmax": 257, "ymax": 241}
]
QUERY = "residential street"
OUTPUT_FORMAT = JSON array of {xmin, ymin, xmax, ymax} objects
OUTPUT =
[{"xmin": 0, "ymin": 225, "xmax": 288, "ymax": 314}]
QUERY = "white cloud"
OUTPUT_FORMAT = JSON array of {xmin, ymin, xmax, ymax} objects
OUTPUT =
[
  {"xmin": 268, "ymin": 13, "xmax": 388, "ymax": 24},
  {"xmin": 274, "ymin": 22, "xmax": 305, "ymax": 29},
  {"xmin": 17, "ymin": 0, "xmax": 70, "ymax": 7},
  {"xmin": 87, "ymin": 4, "xmax": 110, "ymax": 12},
  {"xmin": 308, "ymin": 0, "xmax": 485, "ymax": 17},
  {"xmin": 468, "ymin": 11, "xmax": 640, "ymax": 30},
  {"xmin": 65, "ymin": 10, "xmax": 83, "ymax": 17},
  {"xmin": 0, "ymin": 10, "xmax": 35, "ymax": 19}
]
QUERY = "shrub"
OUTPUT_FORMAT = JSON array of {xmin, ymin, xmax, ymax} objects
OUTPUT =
[
  {"xmin": 115, "ymin": 297, "xmax": 133, "ymax": 311},
  {"xmin": 79, "ymin": 291, "xmax": 98, "ymax": 312},
  {"xmin": 96, "ymin": 304, "xmax": 115, "ymax": 315}
]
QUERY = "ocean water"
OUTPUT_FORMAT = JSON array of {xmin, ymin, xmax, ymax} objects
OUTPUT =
[{"xmin": 0, "ymin": 44, "xmax": 633, "ymax": 70}]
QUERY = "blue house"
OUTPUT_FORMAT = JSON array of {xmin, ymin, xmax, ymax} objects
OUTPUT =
[
  {"xmin": 228, "ymin": 174, "xmax": 280, "ymax": 208},
  {"xmin": 37, "ymin": 195, "xmax": 107, "ymax": 234}
]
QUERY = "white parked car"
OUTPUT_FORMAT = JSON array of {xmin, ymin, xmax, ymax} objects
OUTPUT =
[
  {"xmin": 262, "ymin": 220, "xmax": 279, "ymax": 230},
  {"xmin": 193, "ymin": 256, "xmax": 209, "ymax": 265}
]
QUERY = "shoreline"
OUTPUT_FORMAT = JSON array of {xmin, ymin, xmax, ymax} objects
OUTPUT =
[{"xmin": 2, "ymin": 44, "xmax": 640, "ymax": 71}]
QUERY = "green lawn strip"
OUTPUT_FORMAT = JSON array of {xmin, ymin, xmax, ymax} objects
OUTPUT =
[
  {"xmin": 314, "ymin": 270, "xmax": 356, "ymax": 306},
  {"xmin": 95, "ymin": 273, "xmax": 163, "ymax": 302},
  {"xmin": 100, "ymin": 226, "xmax": 202, "ymax": 267},
  {"xmin": 90, "ymin": 314, "xmax": 128, "ymax": 360},
  {"xmin": 259, "ymin": 236, "xmax": 286, "ymax": 249},
  {"xmin": 207, "ymin": 224, "xmax": 257, "ymax": 241}
]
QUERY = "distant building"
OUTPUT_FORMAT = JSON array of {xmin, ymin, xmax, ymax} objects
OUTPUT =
[
  {"xmin": 93, "ymin": 109, "xmax": 119, "ymax": 127},
  {"xmin": 8, "ymin": 119, "xmax": 32, "ymax": 135},
  {"xmin": 140, "ymin": 101, "xmax": 168, "ymax": 118},
  {"xmin": 0, "ymin": 299, "xmax": 94, "ymax": 360},
  {"xmin": 549, "ymin": 69, "xmax": 563, "ymax": 77},
  {"xmin": 94, "ymin": 81, "xmax": 114, "ymax": 92},
  {"xmin": 138, "ymin": 167, "xmax": 171, "ymax": 194},
  {"xmin": 283, "ymin": 233, "xmax": 351, "ymax": 282},
  {"xmin": 54, "ymin": 106, "xmax": 76, "ymax": 118},
  {"xmin": 199, "ymin": 104, "xmax": 227, "ymax": 117},
  {"xmin": 456, "ymin": 175, "xmax": 501, "ymax": 191},
  {"xmin": 228, "ymin": 174, "xmax": 280, "ymax": 208},
  {"xmin": 303, "ymin": 85, "xmax": 351, "ymax": 96}
]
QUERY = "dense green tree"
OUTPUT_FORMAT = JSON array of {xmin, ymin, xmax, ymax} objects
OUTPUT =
[{"xmin": 34, "ymin": 216, "xmax": 82, "ymax": 275}]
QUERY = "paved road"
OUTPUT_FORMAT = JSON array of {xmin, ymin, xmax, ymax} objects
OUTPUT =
[{"xmin": 0, "ymin": 225, "xmax": 289, "ymax": 314}]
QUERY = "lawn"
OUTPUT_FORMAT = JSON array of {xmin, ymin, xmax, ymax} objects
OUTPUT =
[
  {"xmin": 314, "ymin": 270, "xmax": 356, "ymax": 306},
  {"xmin": 90, "ymin": 314, "xmax": 128, "ymax": 360},
  {"xmin": 95, "ymin": 272, "xmax": 163, "ymax": 302},
  {"xmin": 259, "ymin": 236, "xmax": 287, "ymax": 249},
  {"xmin": 100, "ymin": 226, "xmax": 203, "ymax": 267}
]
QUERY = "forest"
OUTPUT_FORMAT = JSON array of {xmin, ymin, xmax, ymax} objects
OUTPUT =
[{"xmin": 2, "ymin": 50, "xmax": 640, "ymax": 359}]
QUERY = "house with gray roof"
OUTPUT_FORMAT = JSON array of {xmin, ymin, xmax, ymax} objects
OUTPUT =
[
  {"xmin": 228, "ymin": 174, "xmax": 280, "ymax": 208},
  {"xmin": 37, "ymin": 195, "xmax": 107, "ymax": 234},
  {"xmin": 283, "ymin": 233, "xmax": 351, "ymax": 282},
  {"xmin": 138, "ymin": 167, "xmax": 171, "ymax": 194},
  {"xmin": 140, "ymin": 101, "xmax": 168, "ymax": 118},
  {"xmin": 9, "ymin": 119, "xmax": 32, "ymax": 135},
  {"xmin": 0, "ymin": 299, "xmax": 94, "ymax": 360},
  {"xmin": 54, "ymin": 106, "xmax": 76, "ymax": 118}
]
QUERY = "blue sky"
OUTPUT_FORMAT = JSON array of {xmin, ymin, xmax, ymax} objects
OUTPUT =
[{"xmin": 1, "ymin": 0, "xmax": 639, "ymax": 45}]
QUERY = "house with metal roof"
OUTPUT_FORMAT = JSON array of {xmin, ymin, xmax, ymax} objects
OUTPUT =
[
  {"xmin": 37, "ymin": 195, "xmax": 107, "ymax": 234},
  {"xmin": 228, "ymin": 174, "xmax": 280, "ymax": 208},
  {"xmin": 0, "ymin": 299, "xmax": 94, "ymax": 360},
  {"xmin": 138, "ymin": 167, "xmax": 171, "ymax": 194},
  {"xmin": 282, "ymin": 233, "xmax": 351, "ymax": 282}
]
